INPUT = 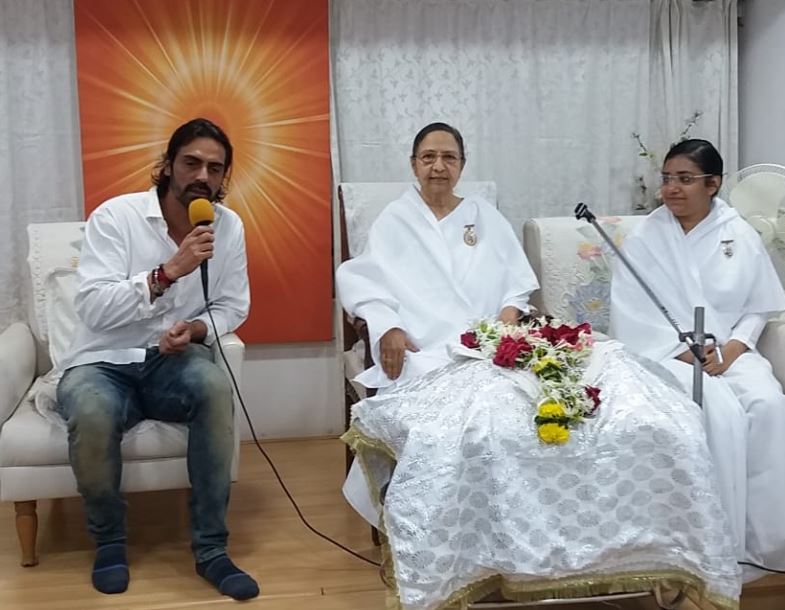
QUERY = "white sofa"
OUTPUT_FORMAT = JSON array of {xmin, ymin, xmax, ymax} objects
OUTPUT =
[
  {"xmin": 522, "ymin": 214, "xmax": 785, "ymax": 384},
  {"xmin": 0, "ymin": 222, "xmax": 244, "ymax": 566}
]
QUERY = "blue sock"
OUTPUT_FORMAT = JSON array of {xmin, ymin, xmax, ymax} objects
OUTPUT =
[
  {"xmin": 92, "ymin": 542, "xmax": 129, "ymax": 594},
  {"xmin": 196, "ymin": 554, "xmax": 259, "ymax": 600}
]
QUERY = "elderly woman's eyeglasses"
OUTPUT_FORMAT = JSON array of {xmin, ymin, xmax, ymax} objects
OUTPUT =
[
  {"xmin": 660, "ymin": 173, "xmax": 713, "ymax": 186},
  {"xmin": 415, "ymin": 152, "xmax": 462, "ymax": 166}
]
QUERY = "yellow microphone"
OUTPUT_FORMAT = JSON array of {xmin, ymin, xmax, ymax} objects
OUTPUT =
[
  {"xmin": 188, "ymin": 197, "xmax": 215, "ymax": 227},
  {"xmin": 188, "ymin": 198, "xmax": 214, "ymax": 301}
]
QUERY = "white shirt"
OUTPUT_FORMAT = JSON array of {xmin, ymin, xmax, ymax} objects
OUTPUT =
[{"xmin": 62, "ymin": 188, "xmax": 250, "ymax": 370}]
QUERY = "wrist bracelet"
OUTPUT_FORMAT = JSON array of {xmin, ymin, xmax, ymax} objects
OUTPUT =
[
  {"xmin": 157, "ymin": 263, "xmax": 176, "ymax": 287},
  {"xmin": 151, "ymin": 267, "xmax": 166, "ymax": 297}
]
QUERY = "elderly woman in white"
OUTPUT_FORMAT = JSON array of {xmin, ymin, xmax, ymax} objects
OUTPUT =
[
  {"xmin": 611, "ymin": 139, "xmax": 785, "ymax": 580},
  {"xmin": 338, "ymin": 125, "xmax": 740, "ymax": 610}
]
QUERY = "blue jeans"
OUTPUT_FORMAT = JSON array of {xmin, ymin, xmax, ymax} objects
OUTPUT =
[{"xmin": 56, "ymin": 344, "xmax": 234, "ymax": 563}]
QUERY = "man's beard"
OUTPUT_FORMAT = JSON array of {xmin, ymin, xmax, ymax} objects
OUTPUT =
[{"xmin": 175, "ymin": 182, "xmax": 215, "ymax": 207}]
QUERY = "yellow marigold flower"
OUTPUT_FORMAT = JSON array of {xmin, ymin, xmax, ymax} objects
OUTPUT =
[
  {"xmin": 532, "ymin": 356, "xmax": 561, "ymax": 374},
  {"xmin": 538, "ymin": 423, "xmax": 570, "ymax": 445},
  {"xmin": 537, "ymin": 400, "xmax": 566, "ymax": 418}
]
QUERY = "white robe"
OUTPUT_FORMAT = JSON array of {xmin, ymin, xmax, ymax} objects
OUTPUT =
[
  {"xmin": 610, "ymin": 198, "xmax": 785, "ymax": 574},
  {"xmin": 337, "ymin": 185, "xmax": 539, "ymax": 524},
  {"xmin": 337, "ymin": 185, "xmax": 539, "ymax": 390}
]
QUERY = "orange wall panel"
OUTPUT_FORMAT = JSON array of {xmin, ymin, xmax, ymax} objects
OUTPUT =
[{"xmin": 74, "ymin": 0, "xmax": 332, "ymax": 343}]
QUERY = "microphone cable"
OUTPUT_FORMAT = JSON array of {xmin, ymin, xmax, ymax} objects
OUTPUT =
[
  {"xmin": 738, "ymin": 560, "xmax": 785, "ymax": 574},
  {"xmin": 205, "ymin": 302, "xmax": 381, "ymax": 568}
]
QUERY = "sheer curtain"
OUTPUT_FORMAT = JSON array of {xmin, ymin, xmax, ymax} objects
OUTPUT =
[
  {"xmin": 650, "ymin": 0, "xmax": 738, "ymax": 170},
  {"xmin": 0, "ymin": 0, "xmax": 83, "ymax": 332},
  {"xmin": 331, "ymin": 0, "xmax": 738, "ymax": 231},
  {"xmin": 0, "ymin": 0, "xmax": 738, "ymax": 331}
]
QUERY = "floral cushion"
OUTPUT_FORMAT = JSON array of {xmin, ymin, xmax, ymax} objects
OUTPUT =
[{"xmin": 523, "ymin": 215, "xmax": 644, "ymax": 334}]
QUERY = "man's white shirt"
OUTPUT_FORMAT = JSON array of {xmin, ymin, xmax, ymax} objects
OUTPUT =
[{"xmin": 62, "ymin": 188, "xmax": 249, "ymax": 370}]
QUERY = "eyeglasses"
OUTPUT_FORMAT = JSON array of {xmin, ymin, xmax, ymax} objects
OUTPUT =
[
  {"xmin": 660, "ymin": 173, "xmax": 713, "ymax": 186},
  {"xmin": 414, "ymin": 151, "xmax": 463, "ymax": 166}
]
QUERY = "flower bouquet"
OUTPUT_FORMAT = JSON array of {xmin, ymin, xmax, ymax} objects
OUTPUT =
[{"xmin": 460, "ymin": 317, "xmax": 601, "ymax": 444}]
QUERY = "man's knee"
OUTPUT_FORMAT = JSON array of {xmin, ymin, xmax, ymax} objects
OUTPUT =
[
  {"xmin": 57, "ymin": 369, "xmax": 126, "ymax": 494},
  {"xmin": 179, "ymin": 355, "xmax": 233, "ymax": 421},
  {"xmin": 200, "ymin": 362, "xmax": 233, "ymax": 403},
  {"xmin": 58, "ymin": 368, "xmax": 125, "ymax": 437}
]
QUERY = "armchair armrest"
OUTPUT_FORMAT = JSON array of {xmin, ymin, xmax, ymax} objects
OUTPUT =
[
  {"xmin": 350, "ymin": 317, "xmax": 374, "ymax": 370},
  {"xmin": 758, "ymin": 319, "xmax": 785, "ymax": 387},
  {"xmin": 0, "ymin": 323, "xmax": 37, "ymax": 426},
  {"xmin": 212, "ymin": 332, "xmax": 244, "ymax": 382}
]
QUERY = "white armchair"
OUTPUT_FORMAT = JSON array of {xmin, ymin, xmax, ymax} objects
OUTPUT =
[
  {"xmin": 522, "ymin": 215, "xmax": 785, "ymax": 384},
  {"xmin": 0, "ymin": 222, "xmax": 245, "ymax": 566}
]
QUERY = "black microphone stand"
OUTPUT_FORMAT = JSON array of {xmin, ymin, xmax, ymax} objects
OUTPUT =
[{"xmin": 574, "ymin": 203, "xmax": 714, "ymax": 407}]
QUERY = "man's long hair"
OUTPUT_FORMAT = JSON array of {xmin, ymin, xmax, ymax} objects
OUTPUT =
[{"xmin": 151, "ymin": 118, "xmax": 234, "ymax": 201}]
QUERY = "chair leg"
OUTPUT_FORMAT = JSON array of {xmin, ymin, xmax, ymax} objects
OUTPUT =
[{"xmin": 15, "ymin": 500, "xmax": 39, "ymax": 567}]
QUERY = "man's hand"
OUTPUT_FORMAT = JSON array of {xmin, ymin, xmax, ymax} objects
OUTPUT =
[
  {"xmin": 158, "ymin": 320, "xmax": 208, "ymax": 354},
  {"xmin": 498, "ymin": 306, "xmax": 521, "ymax": 325},
  {"xmin": 159, "ymin": 321, "xmax": 191, "ymax": 354},
  {"xmin": 163, "ymin": 225, "xmax": 214, "ymax": 281},
  {"xmin": 379, "ymin": 328, "xmax": 419, "ymax": 380}
]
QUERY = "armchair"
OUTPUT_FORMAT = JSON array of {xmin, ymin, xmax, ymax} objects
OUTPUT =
[{"xmin": 0, "ymin": 222, "xmax": 245, "ymax": 566}]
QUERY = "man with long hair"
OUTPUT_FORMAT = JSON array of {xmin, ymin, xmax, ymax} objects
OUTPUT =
[{"xmin": 56, "ymin": 118, "xmax": 257, "ymax": 599}]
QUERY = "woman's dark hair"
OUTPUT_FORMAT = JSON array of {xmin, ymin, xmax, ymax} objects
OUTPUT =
[
  {"xmin": 151, "ymin": 117, "xmax": 234, "ymax": 200},
  {"xmin": 663, "ymin": 139, "xmax": 723, "ymax": 177},
  {"xmin": 411, "ymin": 122, "xmax": 466, "ymax": 161}
]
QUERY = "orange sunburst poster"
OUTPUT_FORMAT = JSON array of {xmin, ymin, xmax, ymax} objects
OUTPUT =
[{"xmin": 73, "ymin": 0, "xmax": 332, "ymax": 343}]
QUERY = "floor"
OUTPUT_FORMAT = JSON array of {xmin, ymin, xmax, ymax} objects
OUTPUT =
[{"xmin": 0, "ymin": 439, "xmax": 783, "ymax": 610}]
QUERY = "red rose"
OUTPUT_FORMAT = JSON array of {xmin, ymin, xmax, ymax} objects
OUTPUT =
[
  {"xmin": 492, "ymin": 336, "xmax": 532, "ymax": 367},
  {"xmin": 516, "ymin": 337, "xmax": 534, "ymax": 353},
  {"xmin": 538, "ymin": 325, "xmax": 556, "ymax": 344},
  {"xmin": 460, "ymin": 331, "xmax": 480, "ymax": 349},
  {"xmin": 547, "ymin": 322, "xmax": 592, "ymax": 346},
  {"xmin": 585, "ymin": 385, "xmax": 601, "ymax": 412},
  {"xmin": 493, "ymin": 336, "xmax": 524, "ymax": 368}
]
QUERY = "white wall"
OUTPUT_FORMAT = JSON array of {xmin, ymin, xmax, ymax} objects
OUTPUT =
[
  {"xmin": 739, "ymin": 0, "xmax": 785, "ymax": 166},
  {"xmin": 237, "ymin": 201, "xmax": 345, "ymax": 441},
  {"xmin": 239, "ymin": 337, "xmax": 344, "ymax": 440}
]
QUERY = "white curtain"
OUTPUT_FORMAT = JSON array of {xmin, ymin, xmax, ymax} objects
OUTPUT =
[
  {"xmin": 0, "ymin": 0, "xmax": 83, "ymax": 332},
  {"xmin": 650, "ymin": 0, "xmax": 738, "ymax": 170},
  {"xmin": 331, "ymin": 0, "xmax": 738, "ymax": 232},
  {"xmin": 0, "ymin": 0, "xmax": 738, "ymax": 331}
]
